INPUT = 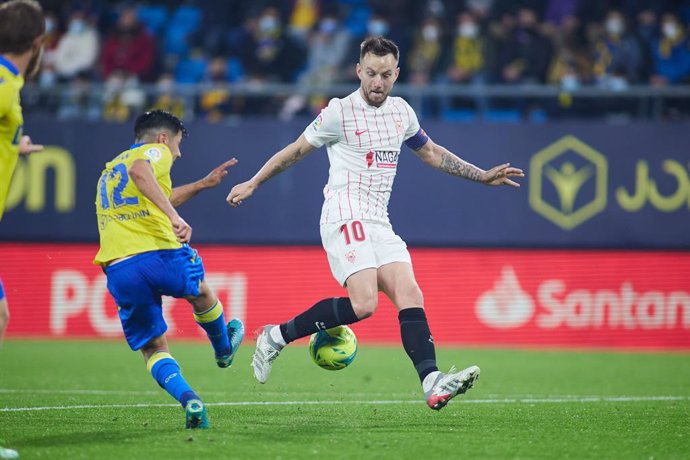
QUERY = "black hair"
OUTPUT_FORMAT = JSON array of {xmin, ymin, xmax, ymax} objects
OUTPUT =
[
  {"xmin": 359, "ymin": 36, "xmax": 399, "ymax": 62},
  {"xmin": 0, "ymin": 0, "xmax": 44, "ymax": 54},
  {"xmin": 134, "ymin": 110, "xmax": 188, "ymax": 141}
]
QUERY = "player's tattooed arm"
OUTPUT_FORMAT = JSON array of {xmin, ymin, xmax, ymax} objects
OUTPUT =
[
  {"xmin": 438, "ymin": 151, "xmax": 484, "ymax": 182},
  {"xmin": 414, "ymin": 138, "xmax": 524, "ymax": 187}
]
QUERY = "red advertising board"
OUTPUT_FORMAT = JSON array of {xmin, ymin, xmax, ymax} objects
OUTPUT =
[{"xmin": 2, "ymin": 243, "xmax": 688, "ymax": 349}]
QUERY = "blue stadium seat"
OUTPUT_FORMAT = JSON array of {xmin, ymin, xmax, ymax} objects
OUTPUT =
[
  {"xmin": 529, "ymin": 109, "xmax": 548, "ymax": 123},
  {"xmin": 165, "ymin": 28, "xmax": 191, "ymax": 56},
  {"xmin": 345, "ymin": 6, "xmax": 371, "ymax": 37},
  {"xmin": 226, "ymin": 57, "xmax": 244, "ymax": 83},
  {"xmin": 441, "ymin": 109, "xmax": 479, "ymax": 122},
  {"xmin": 137, "ymin": 5, "xmax": 168, "ymax": 35},
  {"xmin": 164, "ymin": 6, "xmax": 203, "ymax": 56},
  {"xmin": 483, "ymin": 109, "xmax": 522, "ymax": 123},
  {"xmin": 169, "ymin": 6, "xmax": 202, "ymax": 32},
  {"xmin": 175, "ymin": 56, "xmax": 208, "ymax": 83}
]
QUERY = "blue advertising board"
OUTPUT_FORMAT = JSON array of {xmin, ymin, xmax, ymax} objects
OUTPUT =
[{"xmin": 2, "ymin": 116, "xmax": 688, "ymax": 248}]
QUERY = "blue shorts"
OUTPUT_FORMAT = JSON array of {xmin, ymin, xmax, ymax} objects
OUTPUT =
[
  {"xmin": 104, "ymin": 245, "xmax": 205, "ymax": 350},
  {"xmin": 0, "ymin": 276, "xmax": 5, "ymax": 300}
]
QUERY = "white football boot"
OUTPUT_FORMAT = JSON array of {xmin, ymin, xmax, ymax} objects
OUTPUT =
[
  {"xmin": 251, "ymin": 325, "xmax": 284, "ymax": 384},
  {"xmin": 425, "ymin": 365, "xmax": 480, "ymax": 410}
]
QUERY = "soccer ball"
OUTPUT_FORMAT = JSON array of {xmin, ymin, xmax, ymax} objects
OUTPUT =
[{"xmin": 308, "ymin": 325, "xmax": 358, "ymax": 371}]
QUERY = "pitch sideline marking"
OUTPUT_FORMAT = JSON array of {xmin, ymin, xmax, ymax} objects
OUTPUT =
[{"xmin": 1, "ymin": 396, "xmax": 688, "ymax": 412}]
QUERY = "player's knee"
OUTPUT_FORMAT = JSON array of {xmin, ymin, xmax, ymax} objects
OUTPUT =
[
  {"xmin": 352, "ymin": 296, "xmax": 378, "ymax": 319},
  {"xmin": 0, "ymin": 305, "xmax": 9, "ymax": 325},
  {"xmin": 396, "ymin": 285, "xmax": 424, "ymax": 308}
]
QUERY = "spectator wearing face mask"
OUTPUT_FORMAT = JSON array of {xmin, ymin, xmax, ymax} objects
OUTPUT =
[
  {"xmin": 496, "ymin": 7, "xmax": 553, "ymax": 84},
  {"xmin": 101, "ymin": 6, "xmax": 156, "ymax": 81},
  {"xmin": 408, "ymin": 17, "xmax": 444, "ymax": 86},
  {"xmin": 54, "ymin": 10, "xmax": 99, "ymax": 81},
  {"xmin": 649, "ymin": 12, "xmax": 690, "ymax": 85},
  {"xmin": 150, "ymin": 73, "xmax": 186, "ymax": 120},
  {"xmin": 343, "ymin": 13, "xmax": 405, "ymax": 83},
  {"xmin": 37, "ymin": 11, "xmax": 62, "ymax": 88},
  {"xmin": 240, "ymin": 7, "xmax": 306, "ymax": 83},
  {"xmin": 444, "ymin": 11, "xmax": 488, "ymax": 85},
  {"xmin": 592, "ymin": 10, "xmax": 644, "ymax": 88},
  {"xmin": 199, "ymin": 57, "xmax": 237, "ymax": 122},
  {"xmin": 280, "ymin": 13, "xmax": 352, "ymax": 120}
]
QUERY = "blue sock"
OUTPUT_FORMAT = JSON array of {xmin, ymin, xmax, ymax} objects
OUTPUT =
[
  {"xmin": 148, "ymin": 352, "xmax": 199, "ymax": 408},
  {"xmin": 194, "ymin": 301, "xmax": 231, "ymax": 357}
]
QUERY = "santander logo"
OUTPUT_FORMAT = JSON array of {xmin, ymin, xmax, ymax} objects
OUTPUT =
[
  {"xmin": 476, "ymin": 266, "xmax": 535, "ymax": 328},
  {"xmin": 475, "ymin": 266, "xmax": 690, "ymax": 330}
]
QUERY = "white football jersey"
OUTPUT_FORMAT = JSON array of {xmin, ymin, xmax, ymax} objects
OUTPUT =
[{"xmin": 303, "ymin": 90, "xmax": 421, "ymax": 225}]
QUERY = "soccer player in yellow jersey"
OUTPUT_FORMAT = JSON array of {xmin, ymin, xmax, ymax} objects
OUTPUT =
[
  {"xmin": 0, "ymin": 0, "xmax": 45, "ymax": 359},
  {"xmin": 95, "ymin": 110, "xmax": 244, "ymax": 429}
]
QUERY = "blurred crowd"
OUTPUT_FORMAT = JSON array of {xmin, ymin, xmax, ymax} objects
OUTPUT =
[{"xmin": 27, "ymin": 0, "xmax": 690, "ymax": 121}]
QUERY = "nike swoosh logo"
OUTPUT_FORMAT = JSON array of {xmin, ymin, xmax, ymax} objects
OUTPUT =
[{"xmin": 354, "ymin": 129, "xmax": 368, "ymax": 136}]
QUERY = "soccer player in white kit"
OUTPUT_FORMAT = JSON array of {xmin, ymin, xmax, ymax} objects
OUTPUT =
[{"xmin": 227, "ymin": 37, "xmax": 524, "ymax": 410}]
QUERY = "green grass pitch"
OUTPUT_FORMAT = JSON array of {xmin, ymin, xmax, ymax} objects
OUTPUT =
[{"xmin": 1, "ymin": 340, "xmax": 689, "ymax": 459}]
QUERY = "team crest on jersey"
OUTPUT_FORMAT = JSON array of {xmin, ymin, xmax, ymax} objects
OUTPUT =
[
  {"xmin": 365, "ymin": 150, "xmax": 399, "ymax": 169},
  {"xmin": 144, "ymin": 147, "xmax": 162, "ymax": 162},
  {"xmin": 345, "ymin": 250, "xmax": 356, "ymax": 264},
  {"xmin": 394, "ymin": 118, "xmax": 404, "ymax": 133},
  {"xmin": 312, "ymin": 113, "xmax": 323, "ymax": 131}
]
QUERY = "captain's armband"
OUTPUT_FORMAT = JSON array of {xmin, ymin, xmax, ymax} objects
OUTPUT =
[{"xmin": 404, "ymin": 128, "xmax": 429, "ymax": 151}]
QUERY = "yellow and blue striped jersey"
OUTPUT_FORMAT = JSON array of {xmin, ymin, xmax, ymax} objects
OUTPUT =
[
  {"xmin": 94, "ymin": 142, "xmax": 181, "ymax": 265},
  {"xmin": 0, "ymin": 56, "xmax": 24, "ymax": 221}
]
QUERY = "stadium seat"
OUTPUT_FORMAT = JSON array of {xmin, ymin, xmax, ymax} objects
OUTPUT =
[
  {"xmin": 483, "ymin": 109, "xmax": 522, "ymax": 123},
  {"xmin": 441, "ymin": 109, "xmax": 479, "ymax": 122},
  {"xmin": 164, "ymin": 6, "xmax": 203, "ymax": 56},
  {"xmin": 226, "ymin": 58, "xmax": 244, "ymax": 83},
  {"xmin": 137, "ymin": 5, "xmax": 168, "ymax": 35},
  {"xmin": 175, "ymin": 56, "xmax": 208, "ymax": 84},
  {"xmin": 169, "ymin": 6, "xmax": 202, "ymax": 32},
  {"xmin": 344, "ymin": 6, "xmax": 371, "ymax": 37}
]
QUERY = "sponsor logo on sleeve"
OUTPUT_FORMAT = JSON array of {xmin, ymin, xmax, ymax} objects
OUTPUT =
[
  {"xmin": 312, "ymin": 113, "xmax": 323, "ymax": 131},
  {"xmin": 144, "ymin": 147, "xmax": 162, "ymax": 162}
]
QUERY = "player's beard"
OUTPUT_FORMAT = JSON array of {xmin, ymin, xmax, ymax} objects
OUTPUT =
[
  {"xmin": 25, "ymin": 45, "xmax": 44, "ymax": 79},
  {"xmin": 364, "ymin": 86, "xmax": 388, "ymax": 107}
]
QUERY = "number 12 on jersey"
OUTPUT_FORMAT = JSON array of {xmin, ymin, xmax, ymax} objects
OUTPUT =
[
  {"xmin": 340, "ymin": 221, "xmax": 366, "ymax": 245},
  {"xmin": 98, "ymin": 163, "xmax": 139, "ymax": 209}
]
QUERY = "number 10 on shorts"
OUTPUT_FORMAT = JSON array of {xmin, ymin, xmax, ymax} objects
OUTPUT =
[{"xmin": 340, "ymin": 221, "xmax": 366, "ymax": 245}]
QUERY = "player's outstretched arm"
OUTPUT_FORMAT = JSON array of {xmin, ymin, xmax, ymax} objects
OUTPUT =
[
  {"xmin": 18, "ymin": 135, "xmax": 44, "ymax": 155},
  {"xmin": 129, "ymin": 159, "xmax": 192, "ymax": 243},
  {"xmin": 170, "ymin": 158, "xmax": 238, "ymax": 207},
  {"xmin": 413, "ymin": 137, "xmax": 524, "ymax": 187},
  {"xmin": 226, "ymin": 134, "xmax": 316, "ymax": 207}
]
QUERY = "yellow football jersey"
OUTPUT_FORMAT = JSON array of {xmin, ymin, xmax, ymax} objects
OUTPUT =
[
  {"xmin": 94, "ymin": 142, "xmax": 181, "ymax": 265},
  {"xmin": 0, "ymin": 56, "xmax": 24, "ymax": 221}
]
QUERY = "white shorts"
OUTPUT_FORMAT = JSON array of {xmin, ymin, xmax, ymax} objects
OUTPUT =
[{"xmin": 320, "ymin": 220, "xmax": 412, "ymax": 287}]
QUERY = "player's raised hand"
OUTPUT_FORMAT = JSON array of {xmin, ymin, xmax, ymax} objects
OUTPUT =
[
  {"xmin": 481, "ymin": 163, "xmax": 525, "ymax": 187},
  {"xmin": 226, "ymin": 181, "xmax": 256, "ymax": 207},
  {"xmin": 171, "ymin": 214, "xmax": 192, "ymax": 243},
  {"xmin": 18, "ymin": 135, "xmax": 44, "ymax": 155},
  {"xmin": 201, "ymin": 158, "xmax": 238, "ymax": 188}
]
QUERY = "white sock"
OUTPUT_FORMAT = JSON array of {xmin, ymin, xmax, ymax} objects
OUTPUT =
[
  {"xmin": 269, "ymin": 325, "xmax": 287, "ymax": 348},
  {"xmin": 422, "ymin": 371, "xmax": 442, "ymax": 393}
]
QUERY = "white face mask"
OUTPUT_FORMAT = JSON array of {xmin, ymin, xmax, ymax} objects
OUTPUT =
[
  {"xmin": 45, "ymin": 18, "xmax": 55, "ymax": 33},
  {"xmin": 69, "ymin": 19, "xmax": 86, "ymax": 35},
  {"xmin": 368, "ymin": 20, "xmax": 389, "ymax": 36},
  {"xmin": 459, "ymin": 23, "xmax": 478, "ymax": 38},
  {"xmin": 606, "ymin": 18, "xmax": 624, "ymax": 36},
  {"xmin": 422, "ymin": 25, "xmax": 439, "ymax": 41},
  {"xmin": 663, "ymin": 22, "xmax": 679, "ymax": 39},
  {"xmin": 258, "ymin": 16, "xmax": 279, "ymax": 34},
  {"xmin": 320, "ymin": 19, "xmax": 337, "ymax": 34}
]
